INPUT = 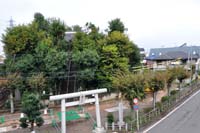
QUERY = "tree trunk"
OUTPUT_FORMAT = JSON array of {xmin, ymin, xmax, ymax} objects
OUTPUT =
[
  {"xmin": 167, "ymin": 87, "xmax": 170, "ymax": 97},
  {"xmin": 14, "ymin": 89, "xmax": 21, "ymax": 101},
  {"xmin": 153, "ymin": 92, "xmax": 157, "ymax": 109},
  {"xmin": 30, "ymin": 121, "xmax": 34, "ymax": 132},
  {"xmin": 10, "ymin": 91, "xmax": 14, "ymax": 113},
  {"xmin": 118, "ymin": 92, "xmax": 122, "ymax": 100}
]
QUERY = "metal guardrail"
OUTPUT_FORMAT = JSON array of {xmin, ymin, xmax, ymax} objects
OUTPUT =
[
  {"xmin": 104, "ymin": 81, "xmax": 200, "ymax": 132},
  {"xmin": 127, "ymin": 81, "xmax": 200, "ymax": 132}
]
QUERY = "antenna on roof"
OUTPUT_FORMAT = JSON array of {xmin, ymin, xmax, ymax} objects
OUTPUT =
[{"xmin": 180, "ymin": 43, "xmax": 187, "ymax": 47}]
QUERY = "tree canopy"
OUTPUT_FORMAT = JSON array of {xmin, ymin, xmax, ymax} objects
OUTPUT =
[
  {"xmin": 108, "ymin": 18, "xmax": 126, "ymax": 33},
  {"xmin": 1, "ymin": 12, "xmax": 141, "ymax": 95}
]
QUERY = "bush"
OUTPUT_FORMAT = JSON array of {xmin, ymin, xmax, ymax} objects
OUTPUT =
[
  {"xmin": 19, "ymin": 117, "xmax": 28, "ymax": 128},
  {"xmin": 143, "ymin": 107, "xmax": 153, "ymax": 113},
  {"xmin": 107, "ymin": 113, "xmax": 114, "ymax": 124},
  {"xmin": 124, "ymin": 115, "xmax": 132, "ymax": 123},
  {"xmin": 156, "ymin": 102, "xmax": 162, "ymax": 109},
  {"xmin": 36, "ymin": 117, "xmax": 44, "ymax": 127},
  {"xmin": 41, "ymin": 94, "xmax": 50, "ymax": 100},
  {"xmin": 170, "ymin": 90, "xmax": 179, "ymax": 96},
  {"xmin": 4, "ymin": 100, "xmax": 10, "ymax": 109},
  {"xmin": 161, "ymin": 96, "xmax": 170, "ymax": 103}
]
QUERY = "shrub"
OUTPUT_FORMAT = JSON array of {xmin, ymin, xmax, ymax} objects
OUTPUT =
[
  {"xmin": 41, "ymin": 94, "xmax": 50, "ymax": 100},
  {"xmin": 170, "ymin": 90, "xmax": 179, "ymax": 96},
  {"xmin": 156, "ymin": 102, "xmax": 162, "ymax": 109},
  {"xmin": 124, "ymin": 115, "xmax": 132, "ymax": 122},
  {"xmin": 36, "ymin": 117, "xmax": 44, "ymax": 127},
  {"xmin": 107, "ymin": 113, "xmax": 114, "ymax": 124},
  {"xmin": 20, "ymin": 93, "xmax": 44, "ymax": 131},
  {"xmin": 161, "ymin": 96, "xmax": 170, "ymax": 103},
  {"xmin": 4, "ymin": 100, "xmax": 10, "ymax": 109},
  {"xmin": 19, "ymin": 117, "xmax": 28, "ymax": 128},
  {"xmin": 143, "ymin": 107, "xmax": 153, "ymax": 113}
]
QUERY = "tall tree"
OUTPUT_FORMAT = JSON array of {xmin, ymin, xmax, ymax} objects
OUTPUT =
[
  {"xmin": 106, "ymin": 31, "xmax": 140, "ymax": 67},
  {"xmin": 48, "ymin": 18, "xmax": 66, "ymax": 47},
  {"xmin": 2, "ymin": 23, "xmax": 46, "ymax": 56},
  {"xmin": 164, "ymin": 68, "xmax": 176, "ymax": 96},
  {"xmin": 6, "ymin": 73, "xmax": 25, "ymax": 113},
  {"xmin": 86, "ymin": 22, "xmax": 105, "ymax": 43},
  {"xmin": 33, "ymin": 12, "xmax": 49, "ymax": 31},
  {"xmin": 27, "ymin": 73, "xmax": 46, "ymax": 93},
  {"xmin": 72, "ymin": 25, "xmax": 82, "ymax": 32},
  {"xmin": 72, "ymin": 32, "xmax": 99, "ymax": 90},
  {"xmin": 2, "ymin": 13, "xmax": 69, "ymax": 96},
  {"xmin": 98, "ymin": 44, "xmax": 129, "ymax": 89},
  {"xmin": 108, "ymin": 18, "xmax": 126, "ymax": 33},
  {"xmin": 112, "ymin": 71, "xmax": 145, "ymax": 107},
  {"xmin": 173, "ymin": 67, "xmax": 189, "ymax": 90},
  {"xmin": 148, "ymin": 72, "xmax": 165, "ymax": 109}
]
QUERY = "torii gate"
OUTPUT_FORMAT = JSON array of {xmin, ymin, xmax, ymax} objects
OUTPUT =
[{"xmin": 49, "ymin": 88, "xmax": 107, "ymax": 133}]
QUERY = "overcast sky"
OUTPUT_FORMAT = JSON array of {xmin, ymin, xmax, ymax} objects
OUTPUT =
[{"xmin": 1, "ymin": 0, "xmax": 200, "ymax": 54}]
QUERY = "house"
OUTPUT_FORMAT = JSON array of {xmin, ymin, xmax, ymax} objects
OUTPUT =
[
  {"xmin": 139, "ymin": 48, "xmax": 145, "ymax": 58},
  {"xmin": 139, "ymin": 48, "xmax": 147, "ymax": 64},
  {"xmin": 65, "ymin": 31, "xmax": 76, "ymax": 42},
  {"xmin": 146, "ymin": 45, "xmax": 200, "ymax": 70}
]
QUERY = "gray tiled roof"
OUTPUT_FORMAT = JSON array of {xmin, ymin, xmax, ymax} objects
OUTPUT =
[
  {"xmin": 146, "ymin": 46, "xmax": 200, "ymax": 60},
  {"xmin": 139, "ymin": 48, "xmax": 145, "ymax": 51},
  {"xmin": 65, "ymin": 32, "xmax": 76, "ymax": 42}
]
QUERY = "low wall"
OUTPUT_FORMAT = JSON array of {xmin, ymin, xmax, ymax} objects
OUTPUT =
[{"xmin": 100, "ymin": 93, "xmax": 118, "ymax": 101}]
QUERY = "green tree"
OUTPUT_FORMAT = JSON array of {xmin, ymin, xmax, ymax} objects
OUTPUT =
[
  {"xmin": 108, "ymin": 18, "xmax": 126, "ymax": 33},
  {"xmin": 98, "ymin": 44, "xmax": 129, "ymax": 89},
  {"xmin": 2, "ymin": 12, "xmax": 70, "ymax": 95},
  {"xmin": 71, "ymin": 25, "xmax": 82, "ymax": 32},
  {"xmin": 2, "ymin": 23, "xmax": 47, "ymax": 56},
  {"xmin": 48, "ymin": 18, "xmax": 66, "ymax": 47},
  {"xmin": 72, "ymin": 49, "xmax": 99, "ymax": 89},
  {"xmin": 112, "ymin": 71, "xmax": 145, "ymax": 107},
  {"xmin": 72, "ymin": 32, "xmax": 99, "ymax": 90},
  {"xmin": 164, "ymin": 68, "xmax": 176, "ymax": 96},
  {"xmin": 27, "ymin": 73, "xmax": 46, "ymax": 93},
  {"xmin": 33, "ymin": 12, "xmax": 49, "ymax": 31},
  {"xmin": 97, "ymin": 27, "xmax": 140, "ymax": 89},
  {"xmin": 6, "ymin": 73, "xmax": 25, "ymax": 113},
  {"xmin": 20, "ymin": 93, "xmax": 44, "ymax": 132},
  {"xmin": 72, "ymin": 32, "xmax": 96, "ymax": 51},
  {"xmin": 14, "ymin": 54, "xmax": 35, "ymax": 74},
  {"xmin": 148, "ymin": 72, "xmax": 165, "ymax": 109},
  {"xmin": 85, "ymin": 22, "xmax": 104, "ymax": 41},
  {"xmin": 173, "ymin": 67, "xmax": 189, "ymax": 90},
  {"xmin": 43, "ymin": 46, "xmax": 68, "ymax": 94},
  {"xmin": 106, "ymin": 31, "xmax": 140, "ymax": 66}
]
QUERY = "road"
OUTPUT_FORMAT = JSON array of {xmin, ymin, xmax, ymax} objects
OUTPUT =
[{"xmin": 144, "ymin": 89, "xmax": 200, "ymax": 133}]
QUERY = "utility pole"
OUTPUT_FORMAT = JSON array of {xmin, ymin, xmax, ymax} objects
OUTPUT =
[
  {"xmin": 65, "ymin": 32, "xmax": 76, "ymax": 93},
  {"xmin": 9, "ymin": 17, "xmax": 14, "ymax": 28}
]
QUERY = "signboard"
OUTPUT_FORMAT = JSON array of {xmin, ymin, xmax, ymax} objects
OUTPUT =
[
  {"xmin": 133, "ymin": 98, "xmax": 138, "ymax": 104},
  {"xmin": 133, "ymin": 105, "xmax": 139, "ymax": 110}
]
